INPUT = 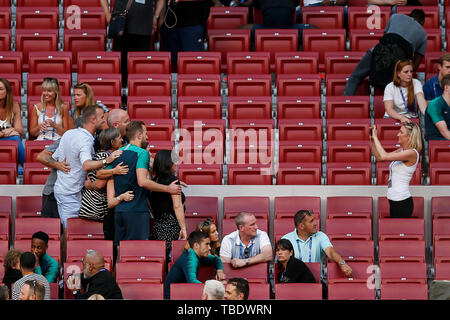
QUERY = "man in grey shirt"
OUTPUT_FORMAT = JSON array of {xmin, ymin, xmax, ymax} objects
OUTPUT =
[
  {"xmin": 12, "ymin": 252, "xmax": 50, "ymax": 300},
  {"xmin": 343, "ymin": 9, "xmax": 427, "ymax": 96}
]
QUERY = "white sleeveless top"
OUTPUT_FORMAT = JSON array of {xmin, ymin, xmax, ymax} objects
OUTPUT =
[
  {"xmin": 387, "ymin": 148, "xmax": 419, "ymax": 201},
  {"xmin": 34, "ymin": 104, "xmax": 63, "ymax": 141}
]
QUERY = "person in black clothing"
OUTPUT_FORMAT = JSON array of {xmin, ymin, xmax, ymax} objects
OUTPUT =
[
  {"xmin": 149, "ymin": 150, "xmax": 187, "ymax": 256},
  {"xmin": 275, "ymin": 239, "xmax": 316, "ymax": 283},
  {"xmin": 2, "ymin": 249, "xmax": 23, "ymax": 294},
  {"xmin": 66, "ymin": 250, "xmax": 123, "ymax": 300}
]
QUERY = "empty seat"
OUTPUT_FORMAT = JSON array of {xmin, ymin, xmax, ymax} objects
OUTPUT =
[
  {"xmin": 227, "ymin": 74, "xmax": 272, "ymax": 96},
  {"xmin": 28, "ymin": 51, "xmax": 72, "ymax": 74},
  {"xmin": 0, "ymin": 216, "xmax": 9, "ymax": 243},
  {"xmin": 0, "ymin": 196, "xmax": 12, "ymax": 218},
  {"xmin": 170, "ymin": 283, "xmax": 204, "ymax": 300},
  {"xmin": 115, "ymin": 261, "xmax": 164, "ymax": 284},
  {"xmin": 378, "ymin": 219, "xmax": 425, "ymax": 241},
  {"xmin": 429, "ymin": 163, "xmax": 450, "ymax": 185},
  {"xmin": 141, "ymin": 118, "xmax": 175, "ymax": 141},
  {"xmin": 0, "ymin": 52, "xmax": 22, "ymax": 74},
  {"xmin": 274, "ymin": 196, "xmax": 321, "ymax": 219},
  {"xmin": 63, "ymin": 0, "xmax": 104, "ymax": 8},
  {"xmin": 378, "ymin": 240, "xmax": 426, "ymax": 263},
  {"xmin": 428, "ymin": 140, "xmax": 450, "ymax": 163},
  {"xmin": 302, "ymin": 6, "xmax": 344, "ymax": 28},
  {"xmin": 379, "ymin": 262, "xmax": 427, "ymax": 284},
  {"xmin": 0, "ymin": 163, "xmax": 17, "ymax": 184},
  {"xmin": 177, "ymin": 52, "xmax": 221, "ymax": 74},
  {"xmin": 127, "ymin": 51, "xmax": 171, "ymax": 74},
  {"xmin": 324, "ymin": 52, "xmax": 365, "ymax": 75},
  {"xmin": 278, "ymin": 119, "xmax": 323, "ymax": 141},
  {"xmin": 433, "ymin": 220, "xmax": 450, "ymax": 246},
  {"xmin": 302, "ymin": 29, "xmax": 346, "ymax": 70},
  {"xmin": 119, "ymin": 283, "xmax": 164, "ymax": 300},
  {"xmin": 275, "ymin": 283, "xmax": 322, "ymax": 300},
  {"xmin": 119, "ymin": 240, "xmax": 166, "ymax": 264},
  {"xmin": 326, "ymin": 163, "xmax": 372, "ymax": 185},
  {"xmin": 380, "ymin": 283, "xmax": 428, "ymax": 300},
  {"xmin": 327, "ymin": 196, "xmax": 372, "ymax": 219},
  {"xmin": 66, "ymin": 217, "xmax": 104, "ymax": 240},
  {"xmin": 276, "ymin": 74, "xmax": 321, "ymax": 96},
  {"xmin": 207, "ymin": 29, "xmax": 251, "ymax": 62},
  {"xmin": 63, "ymin": 29, "xmax": 106, "ymax": 70},
  {"xmin": 377, "ymin": 196, "xmax": 424, "ymax": 219},
  {"xmin": 177, "ymin": 74, "xmax": 221, "ymax": 96},
  {"xmin": 207, "ymin": 6, "xmax": 248, "ymax": 29},
  {"xmin": 424, "ymin": 51, "xmax": 444, "ymax": 75},
  {"xmin": 327, "ymin": 261, "xmax": 374, "ymax": 283},
  {"xmin": 66, "ymin": 240, "xmax": 113, "ymax": 266},
  {"xmin": 221, "ymin": 262, "xmax": 268, "ymax": 283},
  {"xmin": 326, "ymin": 74, "xmax": 370, "ymax": 96},
  {"xmin": 64, "ymin": 7, "xmax": 106, "ymax": 29},
  {"xmin": 95, "ymin": 95, "xmax": 121, "ymax": 110},
  {"xmin": 176, "ymin": 95, "xmax": 221, "ymax": 123},
  {"xmin": 0, "ymin": 239, "xmax": 8, "ymax": 260},
  {"xmin": 223, "ymin": 196, "xmax": 269, "ymax": 220},
  {"xmin": 15, "ymin": 29, "xmax": 58, "ymax": 68},
  {"xmin": 227, "ymin": 164, "xmax": 273, "ymax": 185},
  {"xmin": 348, "ymin": 29, "xmax": 383, "ymax": 51},
  {"xmin": 228, "ymin": 96, "xmax": 272, "ymax": 119},
  {"xmin": 15, "ymin": 196, "xmax": 42, "ymax": 218},
  {"xmin": 23, "ymin": 163, "xmax": 52, "ymax": 184},
  {"xmin": 177, "ymin": 164, "xmax": 223, "ymax": 185},
  {"xmin": 331, "ymin": 240, "xmax": 374, "ymax": 263},
  {"xmin": 347, "ymin": 6, "xmax": 390, "ymax": 30},
  {"xmin": 127, "ymin": 96, "xmax": 171, "ymax": 119},
  {"xmin": 277, "ymin": 96, "xmax": 321, "ymax": 119},
  {"xmin": 276, "ymin": 162, "xmax": 322, "ymax": 185},
  {"xmin": 432, "ymin": 196, "xmax": 450, "ymax": 219},
  {"xmin": 275, "ymin": 51, "xmax": 319, "ymax": 74},
  {"xmin": 77, "ymin": 51, "xmax": 121, "ymax": 74},
  {"xmin": 14, "ymin": 239, "xmax": 61, "ymax": 263},
  {"xmin": 226, "ymin": 51, "xmax": 270, "ymax": 74},
  {"xmin": 325, "ymin": 218, "xmax": 372, "ymax": 240},
  {"xmin": 0, "ymin": 7, "xmax": 10, "ymax": 29},
  {"xmin": 127, "ymin": 74, "xmax": 172, "ymax": 96},
  {"xmin": 278, "ymin": 140, "xmax": 322, "ymax": 163},
  {"xmin": 376, "ymin": 162, "xmax": 422, "ymax": 185},
  {"xmin": 17, "ymin": 0, "xmax": 59, "ymax": 5},
  {"xmin": 15, "ymin": 7, "xmax": 59, "ymax": 29},
  {"xmin": 248, "ymin": 283, "xmax": 270, "ymax": 300},
  {"xmin": 328, "ymin": 282, "xmax": 376, "ymax": 300},
  {"xmin": 326, "ymin": 119, "xmax": 371, "ymax": 141},
  {"xmin": 0, "ymin": 29, "xmax": 10, "ymax": 51},
  {"xmin": 424, "ymin": 28, "xmax": 442, "ymax": 52},
  {"xmin": 27, "ymin": 73, "xmax": 72, "ymax": 96},
  {"xmin": 326, "ymin": 141, "xmax": 371, "ymax": 163},
  {"xmin": 435, "ymin": 262, "xmax": 450, "ymax": 280},
  {"xmin": 255, "ymin": 29, "xmax": 299, "ymax": 67},
  {"xmin": 325, "ymin": 96, "xmax": 370, "ymax": 119},
  {"xmin": 77, "ymin": 74, "xmax": 121, "ymax": 96},
  {"xmin": 0, "ymin": 140, "xmax": 17, "ymax": 164},
  {"xmin": 179, "ymin": 118, "xmax": 226, "ymax": 147}
]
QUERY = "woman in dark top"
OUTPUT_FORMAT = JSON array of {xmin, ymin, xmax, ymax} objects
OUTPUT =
[
  {"xmin": 149, "ymin": 150, "xmax": 187, "ymax": 254},
  {"xmin": 2, "ymin": 249, "xmax": 23, "ymax": 293},
  {"xmin": 275, "ymin": 239, "xmax": 316, "ymax": 283}
]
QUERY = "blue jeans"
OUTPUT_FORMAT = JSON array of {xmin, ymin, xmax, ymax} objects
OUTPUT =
[
  {"xmin": 1, "ymin": 135, "xmax": 25, "ymax": 166},
  {"xmin": 160, "ymin": 24, "xmax": 206, "ymax": 63}
]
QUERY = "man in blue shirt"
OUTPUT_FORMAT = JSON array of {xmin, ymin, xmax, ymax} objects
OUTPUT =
[
  {"xmin": 282, "ymin": 209, "xmax": 352, "ymax": 277},
  {"xmin": 423, "ymin": 53, "xmax": 450, "ymax": 102}
]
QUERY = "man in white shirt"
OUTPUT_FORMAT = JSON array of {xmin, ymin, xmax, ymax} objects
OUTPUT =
[
  {"xmin": 220, "ymin": 212, "xmax": 272, "ymax": 268},
  {"xmin": 52, "ymin": 105, "xmax": 122, "ymax": 229}
]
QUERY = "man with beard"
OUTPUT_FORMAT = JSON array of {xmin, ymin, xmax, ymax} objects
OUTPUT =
[
  {"xmin": 51, "ymin": 105, "xmax": 123, "ymax": 230},
  {"xmin": 66, "ymin": 250, "xmax": 122, "ymax": 299},
  {"xmin": 106, "ymin": 120, "xmax": 182, "ymax": 246}
]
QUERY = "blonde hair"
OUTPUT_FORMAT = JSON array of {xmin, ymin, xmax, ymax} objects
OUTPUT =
[
  {"xmin": 393, "ymin": 60, "xmax": 415, "ymax": 111},
  {"xmin": 403, "ymin": 122, "xmax": 423, "ymax": 153},
  {"xmin": 73, "ymin": 83, "xmax": 95, "ymax": 118},
  {"xmin": 41, "ymin": 78, "xmax": 64, "ymax": 115},
  {"xmin": 0, "ymin": 78, "xmax": 15, "ymax": 123}
]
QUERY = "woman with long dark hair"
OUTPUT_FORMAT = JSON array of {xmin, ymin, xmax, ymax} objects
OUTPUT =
[{"xmin": 275, "ymin": 239, "xmax": 316, "ymax": 283}]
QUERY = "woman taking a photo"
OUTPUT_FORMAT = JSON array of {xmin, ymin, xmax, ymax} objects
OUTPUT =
[{"xmin": 370, "ymin": 122, "xmax": 422, "ymax": 218}]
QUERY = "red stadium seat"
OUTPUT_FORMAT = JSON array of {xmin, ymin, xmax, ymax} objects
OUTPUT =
[
  {"xmin": 378, "ymin": 219, "xmax": 425, "ymax": 241},
  {"xmin": 170, "ymin": 240, "xmax": 187, "ymax": 263},
  {"xmin": 278, "ymin": 140, "xmax": 322, "ymax": 163},
  {"xmin": 127, "ymin": 51, "xmax": 171, "ymax": 74},
  {"xmin": 127, "ymin": 74, "xmax": 171, "ymax": 96},
  {"xmin": 223, "ymin": 196, "xmax": 270, "ymax": 220},
  {"xmin": 325, "ymin": 96, "xmax": 370, "ymax": 119},
  {"xmin": 226, "ymin": 52, "xmax": 270, "ymax": 74},
  {"xmin": 15, "ymin": 7, "xmax": 58, "ymax": 29},
  {"xmin": 66, "ymin": 240, "xmax": 113, "ymax": 266},
  {"xmin": 278, "ymin": 119, "xmax": 323, "ymax": 141},
  {"xmin": 14, "ymin": 239, "xmax": 61, "ymax": 263},
  {"xmin": 277, "ymin": 96, "xmax": 321, "ymax": 119},
  {"xmin": 95, "ymin": 95, "xmax": 121, "ymax": 110},
  {"xmin": 141, "ymin": 118, "xmax": 175, "ymax": 141},
  {"xmin": 0, "ymin": 196, "xmax": 12, "ymax": 218},
  {"xmin": 177, "ymin": 52, "xmax": 221, "ymax": 74},
  {"xmin": 328, "ymin": 282, "xmax": 376, "ymax": 300},
  {"xmin": 248, "ymin": 283, "xmax": 270, "ymax": 300},
  {"xmin": 327, "ymin": 261, "xmax": 374, "ymax": 283},
  {"xmin": 227, "ymin": 74, "xmax": 271, "ymax": 96},
  {"xmin": 428, "ymin": 141, "xmax": 450, "ymax": 163},
  {"xmin": 177, "ymin": 164, "xmax": 223, "ymax": 185},
  {"xmin": 424, "ymin": 51, "xmax": 445, "ymax": 75},
  {"xmin": 326, "ymin": 74, "xmax": 370, "ymax": 96},
  {"xmin": 222, "ymin": 262, "xmax": 268, "ymax": 283},
  {"xmin": 326, "ymin": 141, "xmax": 371, "ymax": 163},
  {"xmin": 119, "ymin": 283, "xmax": 164, "ymax": 300},
  {"xmin": 63, "ymin": 29, "xmax": 106, "ymax": 70},
  {"xmin": 27, "ymin": 73, "xmax": 71, "ymax": 96},
  {"xmin": 429, "ymin": 163, "xmax": 450, "ymax": 185},
  {"xmin": 375, "ymin": 161, "xmax": 422, "ymax": 185},
  {"xmin": 63, "ymin": 0, "xmax": 105, "ymax": 8},
  {"xmin": 302, "ymin": 29, "xmax": 346, "ymax": 70},
  {"xmin": 433, "ymin": 220, "xmax": 450, "ymax": 246},
  {"xmin": 127, "ymin": 96, "xmax": 171, "ymax": 119},
  {"xmin": 347, "ymin": 6, "xmax": 390, "ymax": 30},
  {"xmin": 255, "ymin": 29, "xmax": 299, "ymax": 68},
  {"xmin": 229, "ymin": 118, "xmax": 274, "ymax": 143},
  {"xmin": 0, "ymin": 239, "xmax": 8, "ymax": 260},
  {"xmin": 170, "ymin": 283, "xmax": 203, "ymax": 300},
  {"xmin": 378, "ymin": 240, "xmax": 426, "ymax": 263},
  {"xmin": 227, "ymin": 164, "xmax": 273, "ymax": 185},
  {"xmin": 432, "ymin": 196, "xmax": 450, "ymax": 219},
  {"xmin": 0, "ymin": 140, "xmax": 17, "ymax": 164},
  {"xmin": 179, "ymin": 118, "xmax": 226, "ymax": 148},
  {"xmin": 15, "ymin": 196, "xmax": 44, "ymax": 218},
  {"xmin": 207, "ymin": 6, "xmax": 248, "ymax": 29},
  {"xmin": 28, "ymin": 51, "xmax": 72, "ymax": 74},
  {"xmin": 115, "ymin": 261, "xmax": 164, "ymax": 284},
  {"xmin": 77, "ymin": 51, "xmax": 121, "ymax": 74},
  {"xmin": 276, "ymin": 74, "xmax": 321, "ymax": 96},
  {"xmin": 0, "ymin": 52, "xmax": 22, "ymax": 74},
  {"xmin": 424, "ymin": 28, "xmax": 442, "ymax": 53},
  {"xmin": 397, "ymin": 6, "xmax": 440, "ymax": 29},
  {"xmin": 228, "ymin": 96, "xmax": 271, "ymax": 119},
  {"xmin": 276, "ymin": 162, "xmax": 322, "ymax": 185},
  {"xmin": 176, "ymin": 96, "xmax": 221, "ymax": 123},
  {"xmin": 302, "ymin": 6, "xmax": 344, "ymax": 28},
  {"xmin": 184, "ymin": 196, "xmax": 218, "ymax": 221},
  {"xmin": 17, "ymin": 0, "xmax": 59, "ymax": 5},
  {"xmin": 274, "ymin": 196, "xmax": 321, "ymax": 219},
  {"xmin": 331, "ymin": 240, "xmax": 374, "ymax": 263},
  {"xmin": 327, "ymin": 196, "xmax": 372, "ymax": 219},
  {"xmin": 0, "ymin": 7, "xmax": 11, "ymax": 29},
  {"xmin": 374, "ymin": 118, "xmax": 420, "ymax": 141},
  {"xmin": 324, "ymin": 51, "xmax": 365, "ymax": 75},
  {"xmin": 119, "ymin": 240, "xmax": 166, "ymax": 264},
  {"xmin": 373, "ymin": 95, "xmax": 385, "ymax": 118},
  {"xmin": 15, "ymin": 29, "xmax": 58, "ymax": 68},
  {"xmin": 380, "ymin": 283, "xmax": 428, "ymax": 300},
  {"xmin": 23, "ymin": 163, "xmax": 51, "ymax": 184},
  {"xmin": 275, "ymin": 283, "xmax": 323, "ymax": 300},
  {"xmin": 325, "ymin": 218, "xmax": 372, "ymax": 241},
  {"xmin": 208, "ymin": 29, "xmax": 251, "ymax": 62},
  {"xmin": 177, "ymin": 74, "xmax": 221, "ymax": 96},
  {"xmin": 64, "ymin": 7, "xmax": 106, "ymax": 29},
  {"xmin": 326, "ymin": 119, "xmax": 371, "ymax": 141},
  {"xmin": 379, "ymin": 262, "xmax": 427, "ymax": 284},
  {"xmin": 274, "ymin": 51, "xmax": 319, "ymax": 74},
  {"xmin": 178, "ymin": 139, "xmax": 223, "ymax": 165},
  {"xmin": 0, "ymin": 73, "xmax": 21, "ymax": 96},
  {"xmin": 0, "ymin": 163, "xmax": 17, "ymax": 184},
  {"xmin": 66, "ymin": 217, "xmax": 104, "ymax": 240},
  {"xmin": 0, "ymin": 216, "xmax": 9, "ymax": 243},
  {"xmin": 435, "ymin": 262, "xmax": 450, "ymax": 280},
  {"xmin": 377, "ymin": 196, "xmax": 424, "ymax": 219},
  {"xmin": 0, "ymin": 29, "xmax": 11, "ymax": 51},
  {"xmin": 77, "ymin": 74, "xmax": 121, "ymax": 96},
  {"xmin": 348, "ymin": 29, "xmax": 383, "ymax": 51}
]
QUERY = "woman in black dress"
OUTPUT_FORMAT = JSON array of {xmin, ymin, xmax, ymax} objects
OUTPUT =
[
  {"xmin": 149, "ymin": 150, "xmax": 187, "ymax": 254},
  {"xmin": 275, "ymin": 239, "xmax": 316, "ymax": 283}
]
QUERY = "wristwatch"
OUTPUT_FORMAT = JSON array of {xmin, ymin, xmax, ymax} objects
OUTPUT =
[
  {"xmin": 116, "ymin": 196, "xmax": 121, "ymax": 202},
  {"xmin": 102, "ymin": 159, "xmax": 107, "ymax": 165},
  {"xmin": 339, "ymin": 260, "xmax": 346, "ymax": 266},
  {"xmin": 72, "ymin": 290, "xmax": 78, "ymax": 295},
  {"xmin": 245, "ymin": 258, "xmax": 250, "ymax": 266}
]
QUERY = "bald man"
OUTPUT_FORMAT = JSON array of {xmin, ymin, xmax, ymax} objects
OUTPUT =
[
  {"xmin": 67, "ymin": 250, "xmax": 122, "ymax": 299},
  {"xmin": 107, "ymin": 109, "xmax": 130, "ymax": 140}
]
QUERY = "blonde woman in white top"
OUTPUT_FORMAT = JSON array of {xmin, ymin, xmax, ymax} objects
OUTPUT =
[
  {"xmin": 370, "ymin": 122, "xmax": 422, "ymax": 218},
  {"xmin": 383, "ymin": 60, "xmax": 428, "ymax": 124},
  {"xmin": 29, "ymin": 78, "xmax": 70, "ymax": 141}
]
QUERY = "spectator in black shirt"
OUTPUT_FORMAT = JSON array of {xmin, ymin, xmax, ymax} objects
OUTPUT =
[{"xmin": 275, "ymin": 239, "xmax": 316, "ymax": 284}]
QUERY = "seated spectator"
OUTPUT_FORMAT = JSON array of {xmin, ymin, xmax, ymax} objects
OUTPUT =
[
  {"xmin": 2, "ymin": 249, "xmax": 23, "ymax": 293},
  {"xmin": 275, "ymin": 239, "xmax": 316, "ymax": 283},
  {"xmin": 425, "ymin": 74, "xmax": 450, "ymax": 141},
  {"xmin": 12, "ymin": 252, "xmax": 50, "ymax": 300},
  {"xmin": 184, "ymin": 218, "xmax": 221, "ymax": 256},
  {"xmin": 384, "ymin": 60, "xmax": 427, "ymax": 123},
  {"xmin": 30, "ymin": 231, "xmax": 59, "ymax": 283},
  {"xmin": 19, "ymin": 280, "xmax": 46, "ymax": 300},
  {"xmin": 69, "ymin": 83, "xmax": 109, "ymax": 129},
  {"xmin": 66, "ymin": 249, "xmax": 123, "ymax": 299},
  {"xmin": 28, "ymin": 78, "xmax": 70, "ymax": 141},
  {"xmin": 0, "ymin": 285, "xmax": 9, "ymax": 300},
  {"xmin": 164, "ymin": 231, "xmax": 226, "ymax": 300},
  {"xmin": 223, "ymin": 278, "xmax": 249, "ymax": 300},
  {"xmin": 423, "ymin": 53, "xmax": 450, "ymax": 103},
  {"xmin": 0, "ymin": 78, "xmax": 25, "ymax": 166},
  {"xmin": 220, "ymin": 212, "xmax": 272, "ymax": 268},
  {"xmin": 201, "ymin": 279, "xmax": 225, "ymax": 300},
  {"xmin": 282, "ymin": 210, "xmax": 352, "ymax": 277}
]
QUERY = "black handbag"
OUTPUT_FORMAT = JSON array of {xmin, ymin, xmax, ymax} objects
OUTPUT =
[{"xmin": 107, "ymin": 0, "xmax": 134, "ymax": 39}]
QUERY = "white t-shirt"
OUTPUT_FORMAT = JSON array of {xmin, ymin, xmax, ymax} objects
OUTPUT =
[
  {"xmin": 220, "ymin": 229, "xmax": 271, "ymax": 259},
  {"xmin": 383, "ymin": 79, "xmax": 423, "ymax": 118}
]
